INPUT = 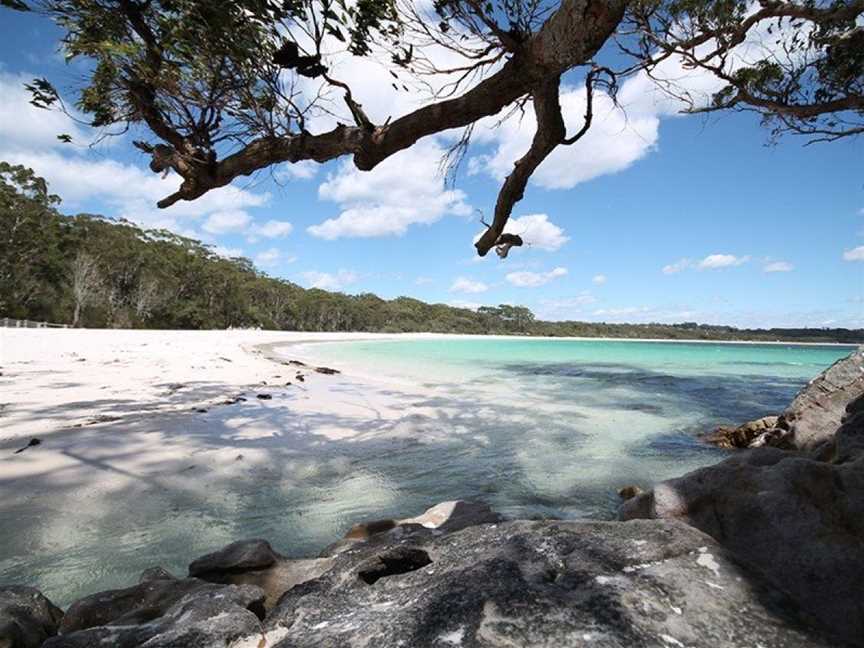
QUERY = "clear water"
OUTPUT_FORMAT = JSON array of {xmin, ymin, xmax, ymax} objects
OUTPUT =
[{"xmin": 0, "ymin": 337, "xmax": 853, "ymax": 607}]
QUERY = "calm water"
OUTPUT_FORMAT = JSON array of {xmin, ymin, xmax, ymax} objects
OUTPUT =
[
  {"xmin": 303, "ymin": 337, "xmax": 853, "ymax": 516},
  {"xmin": 0, "ymin": 337, "xmax": 853, "ymax": 606}
]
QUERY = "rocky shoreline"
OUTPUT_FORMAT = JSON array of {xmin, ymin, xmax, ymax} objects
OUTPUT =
[{"xmin": 3, "ymin": 349, "xmax": 862, "ymax": 648}]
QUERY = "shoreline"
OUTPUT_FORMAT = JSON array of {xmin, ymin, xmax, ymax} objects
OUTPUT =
[
  {"xmin": 251, "ymin": 330, "xmax": 860, "ymax": 349},
  {"xmin": 0, "ymin": 328, "xmax": 853, "ymax": 609}
]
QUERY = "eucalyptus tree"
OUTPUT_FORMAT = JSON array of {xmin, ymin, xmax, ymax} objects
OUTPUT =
[{"xmin": 5, "ymin": 0, "xmax": 862, "ymax": 254}]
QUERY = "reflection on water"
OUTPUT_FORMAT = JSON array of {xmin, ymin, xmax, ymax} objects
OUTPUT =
[{"xmin": 0, "ymin": 338, "xmax": 853, "ymax": 606}]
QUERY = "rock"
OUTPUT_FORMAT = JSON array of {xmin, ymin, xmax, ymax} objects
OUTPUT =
[
  {"xmin": 833, "ymin": 396, "xmax": 864, "ymax": 463},
  {"xmin": 45, "ymin": 584, "xmax": 265, "ymax": 648},
  {"xmin": 620, "ymin": 447, "xmax": 864, "ymax": 646},
  {"xmin": 617, "ymin": 485, "xmax": 643, "ymax": 501},
  {"xmin": 399, "ymin": 500, "xmax": 502, "ymax": 533},
  {"xmin": 314, "ymin": 366, "xmax": 340, "ymax": 375},
  {"xmin": 189, "ymin": 539, "xmax": 281, "ymax": 578},
  {"xmin": 188, "ymin": 539, "xmax": 331, "ymax": 610},
  {"xmin": 779, "ymin": 347, "xmax": 864, "ymax": 454},
  {"xmin": 257, "ymin": 519, "xmax": 835, "ymax": 648},
  {"xmin": 58, "ymin": 577, "xmax": 231, "ymax": 634},
  {"xmin": 322, "ymin": 500, "xmax": 502, "ymax": 557},
  {"xmin": 256, "ymin": 393, "xmax": 272, "ymax": 400},
  {"xmin": 701, "ymin": 415, "xmax": 780, "ymax": 449},
  {"xmin": 138, "ymin": 567, "xmax": 175, "ymax": 583},
  {"xmin": 0, "ymin": 586, "xmax": 64, "ymax": 648},
  {"xmin": 748, "ymin": 426, "xmax": 794, "ymax": 449}
]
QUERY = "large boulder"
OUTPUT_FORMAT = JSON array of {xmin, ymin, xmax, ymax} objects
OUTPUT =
[
  {"xmin": 188, "ymin": 539, "xmax": 281, "ymax": 578},
  {"xmin": 57, "ymin": 574, "xmax": 247, "ymax": 634},
  {"xmin": 0, "ymin": 586, "xmax": 64, "ymax": 648},
  {"xmin": 44, "ymin": 583, "xmax": 264, "ymax": 648},
  {"xmin": 254, "ymin": 519, "xmax": 837, "ymax": 648},
  {"xmin": 620, "ymin": 445, "xmax": 864, "ymax": 646},
  {"xmin": 779, "ymin": 347, "xmax": 864, "ymax": 455},
  {"xmin": 188, "ymin": 538, "xmax": 333, "ymax": 610}
]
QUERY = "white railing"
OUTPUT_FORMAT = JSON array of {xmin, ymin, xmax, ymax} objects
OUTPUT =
[{"xmin": 0, "ymin": 317, "xmax": 70, "ymax": 328}]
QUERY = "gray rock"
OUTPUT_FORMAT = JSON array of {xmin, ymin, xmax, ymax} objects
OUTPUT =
[
  {"xmin": 257, "ymin": 519, "xmax": 837, "ymax": 648},
  {"xmin": 188, "ymin": 538, "xmax": 281, "ymax": 578},
  {"xmin": 44, "ymin": 584, "xmax": 264, "ymax": 648},
  {"xmin": 187, "ymin": 538, "xmax": 330, "ymax": 610},
  {"xmin": 779, "ymin": 347, "xmax": 864, "ymax": 454},
  {"xmin": 138, "ymin": 567, "xmax": 176, "ymax": 583},
  {"xmin": 58, "ymin": 576, "xmax": 260, "ymax": 634},
  {"xmin": 195, "ymin": 556, "xmax": 334, "ymax": 611},
  {"xmin": 833, "ymin": 395, "xmax": 864, "ymax": 463},
  {"xmin": 620, "ymin": 448, "xmax": 864, "ymax": 646},
  {"xmin": 0, "ymin": 586, "xmax": 64, "ymax": 648}
]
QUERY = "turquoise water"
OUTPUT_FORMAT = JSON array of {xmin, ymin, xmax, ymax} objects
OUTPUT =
[
  {"xmin": 299, "ymin": 337, "xmax": 854, "ymax": 520},
  {"xmin": 0, "ymin": 337, "xmax": 853, "ymax": 607}
]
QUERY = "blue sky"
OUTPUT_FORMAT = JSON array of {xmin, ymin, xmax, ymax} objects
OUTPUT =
[{"xmin": 1, "ymin": 9, "xmax": 862, "ymax": 328}]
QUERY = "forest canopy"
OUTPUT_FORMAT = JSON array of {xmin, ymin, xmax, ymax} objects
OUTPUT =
[
  {"xmin": 2, "ymin": 161, "xmax": 861, "ymax": 344},
  {"xmin": 3, "ymin": 0, "xmax": 862, "ymax": 255}
]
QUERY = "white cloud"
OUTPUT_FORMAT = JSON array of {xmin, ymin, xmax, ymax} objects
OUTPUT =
[
  {"xmin": 301, "ymin": 270, "xmax": 358, "ymax": 291},
  {"xmin": 505, "ymin": 267, "xmax": 568, "ymax": 288},
  {"xmin": 203, "ymin": 210, "xmax": 252, "ymax": 234},
  {"xmin": 276, "ymin": 160, "xmax": 319, "ymax": 181},
  {"xmin": 469, "ymin": 84, "xmax": 659, "ymax": 190},
  {"xmin": 247, "ymin": 219, "xmax": 293, "ymax": 242},
  {"xmin": 843, "ymin": 246, "xmax": 864, "ymax": 262},
  {"xmin": 698, "ymin": 254, "xmax": 750, "ymax": 269},
  {"xmin": 539, "ymin": 292, "xmax": 598, "ymax": 318},
  {"xmin": 663, "ymin": 258, "xmax": 692, "ymax": 275},
  {"xmin": 763, "ymin": 261, "xmax": 794, "ymax": 273},
  {"xmin": 449, "ymin": 300, "xmax": 484, "ymax": 311},
  {"xmin": 503, "ymin": 214, "xmax": 568, "ymax": 251},
  {"xmin": 308, "ymin": 139, "xmax": 471, "ymax": 239},
  {"xmin": 664, "ymin": 254, "xmax": 749, "ymax": 273},
  {"xmin": 212, "ymin": 246, "xmax": 244, "ymax": 259},
  {"xmin": 592, "ymin": 274, "xmax": 607, "ymax": 285},
  {"xmin": 0, "ymin": 72, "xmax": 88, "ymax": 151},
  {"xmin": 254, "ymin": 248, "xmax": 282, "ymax": 267},
  {"xmin": 450, "ymin": 277, "xmax": 489, "ymax": 294}
]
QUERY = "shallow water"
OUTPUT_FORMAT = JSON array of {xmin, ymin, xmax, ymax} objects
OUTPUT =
[
  {"xmin": 302, "ymin": 338, "xmax": 853, "ymax": 517},
  {"xmin": 0, "ymin": 337, "xmax": 853, "ymax": 606}
]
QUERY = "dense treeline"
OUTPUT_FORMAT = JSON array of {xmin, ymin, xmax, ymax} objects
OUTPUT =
[{"xmin": 2, "ymin": 162, "xmax": 861, "ymax": 344}]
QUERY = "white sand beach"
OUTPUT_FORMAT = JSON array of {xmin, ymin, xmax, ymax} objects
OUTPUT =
[{"xmin": 0, "ymin": 329, "xmax": 448, "ymax": 487}]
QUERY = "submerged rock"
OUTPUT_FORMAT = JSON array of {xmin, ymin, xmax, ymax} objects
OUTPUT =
[
  {"xmin": 0, "ymin": 586, "xmax": 64, "ymax": 648},
  {"xmin": 620, "ymin": 443, "xmax": 864, "ymax": 646},
  {"xmin": 313, "ymin": 366, "xmax": 340, "ymax": 375},
  {"xmin": 260, "ymin": 519, "xmax": 835, "ymax": 648},
  {"xmin": 45, "ymin": 583, "xmax": 264, "ymax": 648}
]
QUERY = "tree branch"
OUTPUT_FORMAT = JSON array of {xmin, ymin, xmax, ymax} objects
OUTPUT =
[{"xmin": 475, "ymin": 74, "xmax": 565, "ymax": 256}]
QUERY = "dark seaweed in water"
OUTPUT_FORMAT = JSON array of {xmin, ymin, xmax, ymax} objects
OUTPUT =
[{"xmin": 501, "ymin": 361, "xmax": 802, "ymax": 425}]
